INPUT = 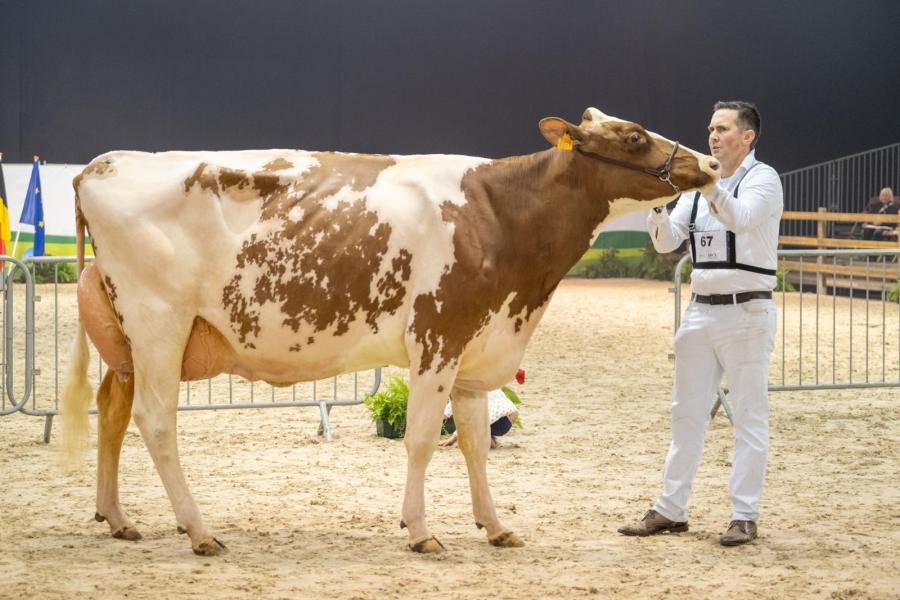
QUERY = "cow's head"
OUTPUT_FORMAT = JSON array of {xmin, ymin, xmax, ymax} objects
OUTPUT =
[{"xmin": 539, "ymin": 107, "xmax": 719, "ymax": 208}]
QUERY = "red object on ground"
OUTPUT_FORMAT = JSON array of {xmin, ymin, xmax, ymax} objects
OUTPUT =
[{"xmin": 515, "ymin": 369, "xmax": 526, "ymax": 384}]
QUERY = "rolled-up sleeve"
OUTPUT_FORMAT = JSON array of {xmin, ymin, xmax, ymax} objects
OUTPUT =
[
  {"xmin": 646, "ymin": 195, "xmax": 693, "ymax": 253},
  {"xmin": 704, "ymin": 166, "xmax": 783, "ymax": 234}
]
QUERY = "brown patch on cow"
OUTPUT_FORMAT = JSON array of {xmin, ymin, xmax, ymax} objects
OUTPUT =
[
  {"xmin": 262, "ymin": 158, "xmax": 294, "ymax": 172},
  {"xmin": 409, "ymin": 150, "xmax": 620, "ymax": 373},
  {"xmin": 208, "ymin": 165, "xmax": 289, "ymax": 204},
  {"xmin": 218, "ymin": 168, "xmax": 251, "ymax": 191},
  {"xmin": 184, "ymin": 163, "xmax": 220, "ymax": 194},
  {"xmin": 253, "ymin": 173, "xmax": 283, "ymax": 198},
  {"xmin": 222, "ymin": 153, "xmax": 408, "ymax": 349},
  {"xmin": 103, "ymin": 275, "xmax": 118, "ymax": 304},
  {"xmin": 437, "ymin": 385, "xmax": 444, "ymax": 393},
  {"xmin": 100, "ymin": 274, "xmax": 127, "ymax": 329}
]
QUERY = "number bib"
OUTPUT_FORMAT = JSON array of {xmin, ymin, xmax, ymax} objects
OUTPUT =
[{"xmin": 694, "ymin": 229, "xmax": 730, "ymax": 263}]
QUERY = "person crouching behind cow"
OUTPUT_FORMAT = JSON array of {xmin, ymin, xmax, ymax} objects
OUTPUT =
[
  {"xmin": 440, "ymin": 369, "xmax": 524, "ymax": 449},
  {"xmin": 619, "ymin": 101, "xmax": 783, "ymax": 546}
]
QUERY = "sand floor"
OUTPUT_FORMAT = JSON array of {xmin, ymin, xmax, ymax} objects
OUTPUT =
[{"xmin": 0, "ymin": 279, "xmax": 898, "ymax": 599}]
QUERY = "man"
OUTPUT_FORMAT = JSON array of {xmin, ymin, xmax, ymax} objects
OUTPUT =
[{"xmin": 619, "ymin": 101, "xmax": 783, "ymax": 546}]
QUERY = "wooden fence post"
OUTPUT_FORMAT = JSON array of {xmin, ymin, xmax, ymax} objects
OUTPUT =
[{"xmin": 816, "ymin": 207, "xmax": 826, "ymax": 293}]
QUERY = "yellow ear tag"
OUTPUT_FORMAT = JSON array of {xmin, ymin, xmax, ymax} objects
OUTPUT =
[{"xmin": 556, "ymin": 133, "xmax": 573, "ymax": 151}]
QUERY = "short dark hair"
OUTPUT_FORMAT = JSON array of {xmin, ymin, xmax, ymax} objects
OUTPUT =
[{"xmin": 714, "ymin": 100, "xmax": 761, "ymax": 148}]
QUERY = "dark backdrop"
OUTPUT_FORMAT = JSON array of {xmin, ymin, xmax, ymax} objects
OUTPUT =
[{"xmin": 2, "ymin": 0, "xmax": 899, "ymax": 173}]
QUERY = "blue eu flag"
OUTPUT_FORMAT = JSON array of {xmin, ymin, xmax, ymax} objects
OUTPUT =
[{"xmin": 19, "ymin": 157, "xmax": 45, "ymax": 256}]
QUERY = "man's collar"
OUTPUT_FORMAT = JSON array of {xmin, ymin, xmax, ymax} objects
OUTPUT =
[{"xmin": 723, "ymin": 149, "xmax": 757, "ymax": 180}]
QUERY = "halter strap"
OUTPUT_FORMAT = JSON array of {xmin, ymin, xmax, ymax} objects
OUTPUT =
[{"xmin": 576, "ymin": 142, "xmax": 681, "ymax": 195}]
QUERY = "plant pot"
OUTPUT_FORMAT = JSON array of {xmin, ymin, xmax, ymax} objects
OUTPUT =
[{"xmin": 375, "ymin": 419, "xmax": 404, "ymax": 439}]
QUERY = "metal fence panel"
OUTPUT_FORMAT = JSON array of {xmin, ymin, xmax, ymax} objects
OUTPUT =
[
  {"xmin": 673, "ymin": 250, "xmax": 900, "ymax": 399},
  {"xmin": 4, "ymin": 256, "xmax": 381, "ymax": 442},
  {"xmin": 780, "ymin": 142, "xmax": 900, "ymax": 238}
]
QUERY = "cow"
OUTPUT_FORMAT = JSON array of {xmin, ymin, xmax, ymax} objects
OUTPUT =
[{"xmin": 62, "ymin": 107, "xmax": 719, "ymax": 556}]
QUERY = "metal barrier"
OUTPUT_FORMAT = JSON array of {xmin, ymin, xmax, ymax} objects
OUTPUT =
[
  {"xmin": 672, "ymin": 249, "xmax": 900, "ymax": 418},
  {"xmin": 2, "ymin": 256, "xmax": 381, "ymax": 442},
  {"xmin": 780, "ymin": 142, "xmax": 900, "ymax": 238},
  {"xmin": 0, "ymin": 256, "xmax": 36, "ymax": 416}
]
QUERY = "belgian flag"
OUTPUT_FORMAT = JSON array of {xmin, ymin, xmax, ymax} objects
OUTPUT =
[{"xmin": 0, "ymin": 152, "xmax": 10, "ymax": 255}]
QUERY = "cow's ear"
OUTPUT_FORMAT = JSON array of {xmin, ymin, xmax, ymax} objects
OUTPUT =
[{"xmin": 539, "ymin": 118, "xmax": 588, "ymax": 148}]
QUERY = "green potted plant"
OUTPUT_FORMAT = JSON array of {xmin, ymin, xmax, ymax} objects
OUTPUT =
[{"xmin": 363, "ymin": 375, "xmax": 409, "ymax": 438}]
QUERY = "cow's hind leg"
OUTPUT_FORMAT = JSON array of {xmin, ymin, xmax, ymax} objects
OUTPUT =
[
  {"xmin": 94, "ymin": 370, "xmax": 141, "ymax": 540},
  {"xmin": 130, "ymin": 334, "xmax": 225, "ymax": 556},
  {"xmin": 401, "ymin": 368, "xmax": 457, "ymax": 553},
  {"xmin": 450, "ymin": 387, "xmax": 524, "ymax": 548}
]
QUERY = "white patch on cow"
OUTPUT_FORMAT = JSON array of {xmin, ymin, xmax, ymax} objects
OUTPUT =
[
  {"xmin": 584, "ymin": 107, "xmax": 626, "ymax": 125},
  {"xmin": 313, "ymin": 231, "xmax": 324, "ymax": 245},
  {"xmin": 320, "ymin": 275, "xmax": 329, "ymax": 290},
  {"xmin": 287, "ymin": 205, "xmax": 305, "ymax": 222},
  {"xmin": 362, "ymin": 154, "xmax": 491, "ymax": 307},
  {"xmin": 587, "ymin": 194, "xmax": 680, "ymax": 246}
]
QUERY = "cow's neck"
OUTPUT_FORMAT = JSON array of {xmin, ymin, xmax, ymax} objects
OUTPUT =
[{"xmin": 461, "ymin": 149, "xmax": 617, "ymax": 286}]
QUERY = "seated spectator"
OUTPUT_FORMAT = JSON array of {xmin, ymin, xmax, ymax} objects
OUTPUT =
[
  {"xmin": 864, "ymin": 187, "xmax": 898, "ymax": 240},
  {"xmin": 439, "ymin": 369, "xmax": 525, "ymax": 449},
  {"xmin": 880, "ymin": 187, "xmax": 900, "ymax": 215}
]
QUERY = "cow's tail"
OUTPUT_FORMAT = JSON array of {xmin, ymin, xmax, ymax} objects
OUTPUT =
[{"xmin": 61, "ymin": 193, "xmax": 93, "ymax": 466}]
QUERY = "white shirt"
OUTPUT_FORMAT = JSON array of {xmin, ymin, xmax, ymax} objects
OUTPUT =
[
  {"xmin": 444, "ymin": 389, "xmax": 519, "ymax": 425},
  {"xmin": 646, "ymin": 150, "xmax": 783, "ymax": 295}
]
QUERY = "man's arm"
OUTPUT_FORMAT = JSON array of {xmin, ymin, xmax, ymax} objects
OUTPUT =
[
  {"xmin": 704, "ymin": 166, "xmax": 783, "ymax": 234},
  {"xmin": 646, "ymin": 195, "xmax": 693, "ymax": 253}
]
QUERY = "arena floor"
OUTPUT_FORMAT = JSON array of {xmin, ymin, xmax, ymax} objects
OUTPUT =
[{"xmin": 0, "ymin": 279, "xmax": 898, "ymax": 599}]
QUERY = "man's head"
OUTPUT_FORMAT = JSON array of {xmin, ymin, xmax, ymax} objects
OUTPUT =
[
  {"xmin": 708, "ymin": 101, "xmax": 761, "ymax": 176},
  {"xmin": 879, "ymin": 187, "xmax": 895, "ymax": 204}
]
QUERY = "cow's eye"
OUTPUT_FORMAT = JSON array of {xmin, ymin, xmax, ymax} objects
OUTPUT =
[{"xmin": 629, "ymin": 132, "xmax": 642, "ymax": 144}]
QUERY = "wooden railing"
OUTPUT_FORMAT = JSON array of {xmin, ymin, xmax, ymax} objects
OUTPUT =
[
  {"xmin": 780, "ymin": 208, "xmax": 900, "ymax": 249},
  {"xmin": 779, "ymin": 209, "xmax": 900, "ymax": 289}
]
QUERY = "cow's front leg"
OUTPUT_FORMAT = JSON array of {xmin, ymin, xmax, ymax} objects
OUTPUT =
[
  {"xmin": 130, "ymin": 334, "xmax": 225, "ymax": 557},
  {"xmin": 400, "ymin": 368, "xmax": 456, "ymax": 553},
  {"xmin": 451, "ymin": 387, "xmax": 524, "ymax": 548}
]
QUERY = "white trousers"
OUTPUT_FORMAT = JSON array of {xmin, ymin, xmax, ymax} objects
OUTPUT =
[{"xmin": 654, "ymin": 298, "xmax": 776, "ymax": 523}]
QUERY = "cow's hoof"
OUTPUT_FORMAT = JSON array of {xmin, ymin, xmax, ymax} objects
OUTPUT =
[
  {"xmin": 409, "ymin": 536, "xmax": 445, "ymax": 554},
  {"xmin": 96, "ymin": 513, "xmax": 142, "ymax": 541},
  {"xmin": 192, "ymin": 537, "xmax": 227, "ymax": 556},
  {"xmin": 112, "ymin": 526, "xmax": 143, "ymax": 541},
  {"xmin": 489, "ymin": 531, "xmax": 524, "ymax": 548}
]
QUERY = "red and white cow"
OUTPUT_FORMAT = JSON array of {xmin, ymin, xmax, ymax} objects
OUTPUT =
[{"xmin": 62, "ymin": 107, "xmax": 719, "ymax": 555}]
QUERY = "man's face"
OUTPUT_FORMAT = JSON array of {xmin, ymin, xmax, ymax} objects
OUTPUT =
[{"xmin": 708, "ymin": 109, "xmax": 752, "ymax": 166}]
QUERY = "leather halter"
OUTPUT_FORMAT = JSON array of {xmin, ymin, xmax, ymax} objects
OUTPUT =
[{"xmin": 576, "ymin": 141, "xmax": 682, "ymax": 195}]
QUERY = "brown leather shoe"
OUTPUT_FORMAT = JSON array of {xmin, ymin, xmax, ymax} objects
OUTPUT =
[
  {"xmin": 618, "ymin": 509, "xmax": 688, "ymax": 536},
  {"xmin": 719, "ymin": 520, "xmax": 758, "ymax": 546}
]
